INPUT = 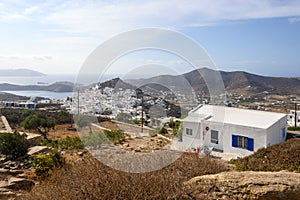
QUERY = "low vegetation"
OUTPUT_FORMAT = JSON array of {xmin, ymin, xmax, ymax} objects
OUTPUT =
[
  {"xmin": 30, "ymin": 150, "xmax": 65, "ymax": 177},
  {"xmin": 288, "ymin": 126, "xmax": 300, "ymax": 131},
  {"xmin": 80, "ymin": 132, "xmax": 110, "ymax": 147},
  {"xmin": 41, "ymin": 136, "xmax": 84, "ymax": 150},
  {"xmin": 102, "ymin": 129, "xmax": 125, "ymax": 144},
  {"xmin": 21, "ymin": 113, "xmax": 56, "ymax": 140},
  {"xmin": 0, "ymin": 131, "xmax": 29, "ymax": 159},
  {"xmin": 24, "ymin": 153, "xmax": 229, "ymax": 199},
  {"xmin": 229, "ymin": 138, "xmax": 300, "ymax": 172}
]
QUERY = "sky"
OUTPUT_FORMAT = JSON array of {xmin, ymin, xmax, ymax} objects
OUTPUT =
[{"xmin": 0, "ymin": 0, "xmax": 300, "ymax": 77}]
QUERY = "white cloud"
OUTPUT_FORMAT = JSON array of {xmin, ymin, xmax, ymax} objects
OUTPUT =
[
  {"xmin": 1, "ymin": 0, "xmax": 300, "ymax": 74},
  {"xmin": 24, "ymin": 6, "xmax": 39, "ymax": 15},
  {"xmin": 41, "ymin": 0, "xmax": 300, "ymax": 36}
]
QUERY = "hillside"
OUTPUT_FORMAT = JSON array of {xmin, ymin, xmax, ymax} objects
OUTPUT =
[
  {"xmin": 0, "ymin": 69, "xmax": 45, "ymax": 77},
  {"xmin": 96, "ymin": 78, "xmax": 135, "ymax": 90},
  {"xmin": 23, "ymin": 153, "xmax": 229, "ymax": 199},
  {"xmin": 229, "ymin": 138, "xmax": 300, "ymax": 172},
  {"xmin": 126, "ymin": 68, "xmax": 300, "ymax": 96},
  {"xmin": 0, "ymin": 82, "xmax": 74, "ymax": 92},
  {"xmin": 0, "ymin": 92, "xmax": 29, "ymax": 101}
]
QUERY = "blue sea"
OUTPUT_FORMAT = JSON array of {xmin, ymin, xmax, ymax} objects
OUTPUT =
[{"xmin": 0, "ymin": 74, "xmax": 118, "ymax": 100}]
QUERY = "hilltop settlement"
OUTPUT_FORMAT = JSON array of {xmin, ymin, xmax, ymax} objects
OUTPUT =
[{"xmin": 0, "ymin": 68, "xmax": 300, "ymax": 199}]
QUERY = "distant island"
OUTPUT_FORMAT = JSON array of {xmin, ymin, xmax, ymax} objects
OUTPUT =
[
  {"xmin": 0, "ymin": 69, "xmax": 45, "ymax": 77},
  {"xmin": 0, "ymin": 82, "xmax": 74, "ymax": 92}
]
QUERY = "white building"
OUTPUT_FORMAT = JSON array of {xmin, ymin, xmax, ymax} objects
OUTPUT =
[
  {"xmin": 181, "ymin": 105, "xmax": 287, "ymax": 156},
  {"xmin": 287, "ymin": 110, "xmax": 300, "ymax": 127}
]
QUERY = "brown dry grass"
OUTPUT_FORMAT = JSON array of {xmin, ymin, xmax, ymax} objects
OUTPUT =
[
  {"xmin": 47, "ymin": 124, "xmax": 78, "ymax": 140},
  {"xmin": 22, "ymin": 152, "xmax": 229, "ymax": 200},
  {"xmin": 230, "ymin": 138, "xmax": 300, "ymax": 172}
]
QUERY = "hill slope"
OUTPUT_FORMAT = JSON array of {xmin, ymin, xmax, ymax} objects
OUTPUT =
[{"xmin": 126, "ymin": 68, "xmax": 300, "ymax": 96}]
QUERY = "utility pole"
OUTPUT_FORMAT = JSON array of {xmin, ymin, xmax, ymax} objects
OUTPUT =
[
  {"xmin": 295, "ymin": 103, "xmax": 297, "ymax": 128},
  {"xmin": 78, "ymin": 89, "xmax": 80, "ymax": 115},
  {"xmin": 141, "ymin": 93, "xmax": 144, "ymax": 133}
]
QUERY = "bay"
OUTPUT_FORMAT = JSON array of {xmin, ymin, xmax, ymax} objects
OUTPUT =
[{"xmin": 2, "ymin": 90, "xmax": 74, "ymax": 100}]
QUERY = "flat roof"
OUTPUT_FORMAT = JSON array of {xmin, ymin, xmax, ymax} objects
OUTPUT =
[{"xmin": 183, "ymin": 105, "xmax": 287, "ymax": 129}]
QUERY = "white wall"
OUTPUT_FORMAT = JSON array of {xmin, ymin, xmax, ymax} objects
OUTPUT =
[
  {"xmin": 222, "ymin": 123, "xmax": 267, "ymax": 156},
  {"xmin": 182, "ymin": 121, "xmax": 202, "ymax": 149},
  {"xmin": 266, "ymin": 116, "xmax": 287, "ymax": 146},
  {"xmin": 201, "ymin": 121, "xmax": 224, "ymax": 151},
  {"xmin": 182, "ymin": 118, "xmax": 287, "ymax": 157}
]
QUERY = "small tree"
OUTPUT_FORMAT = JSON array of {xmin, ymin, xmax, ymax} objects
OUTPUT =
[
  {"xmin": 0, "ymin": 132, "xmax": 29, "ymax": 159},
  {"xmin": 21, "ymin": 113, "xmax": 55, "ymax": 140}
]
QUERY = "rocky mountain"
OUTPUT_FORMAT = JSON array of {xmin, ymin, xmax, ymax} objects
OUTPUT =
[
  {"xmin": 0, "ymin": 69, "xmax": 45, "ymax": 77},
  {"xmin": 96, "ymin": 78, "xmax": 135, "ymax": 90},
  {"xmin": 126, "ymin": 68, "xmax": 300, "ymax": 96},
  {"xmin": 0, "ymin": 82, "xmax": 74, "ymax": 92}
]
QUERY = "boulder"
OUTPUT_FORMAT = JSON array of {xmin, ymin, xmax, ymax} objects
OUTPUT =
[
  {"xmin": 24, "ymin": 132, "xmax": 43, "ymax": 147},
  {"xmin": 0, "ymin": 188, "xmax": 16, "ymax": 199},
  {"xmin": 27, "ymin": 146, "xmax": 53, "ymax": 156},
  {"xmin": 0, "ymin": 181, "xmax": 8, "ymax": 188},
  {"xmin": 134, "ymin": 147, "xmax": 141, "ymax": 152},
  {"xmin": 6, "ymin": 177, "xmax": 34, "ymax": 191},
  {"xmin": 183, "ymin": 171, "xmax": 300, "ymax": 200},
  {"xmin": 8, "ymin": 170, "xmax": 24, "ymax": 176},
  {"xmin": 0, "ymin": 168, "xmax": 9, "ymax": 175}
]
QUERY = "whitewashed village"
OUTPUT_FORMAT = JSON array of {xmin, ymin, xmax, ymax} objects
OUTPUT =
[{"xmin": 0, "ymin": 74, "xmax": 300, "ymax": 199}]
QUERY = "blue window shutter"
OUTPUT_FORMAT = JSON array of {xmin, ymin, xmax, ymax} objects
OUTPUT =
[
  {"xmin": 232, "ymin": 135, "xmax": 238, "ymax": 147},
  {"xmin": 247, "ymin": 138, "xmax": 254, "ymax": 151}
]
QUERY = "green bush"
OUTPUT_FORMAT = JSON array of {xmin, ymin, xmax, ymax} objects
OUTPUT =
[
  {"xmin": 58, "ymin": 137, "xmax": 84, "ymax": 150},
  {"xmin": 81, "ymin": 132, "xmax": 110, "ymax": 147},
  {"xmin": 41, "ymin": 137, "xmax": 84, "ymax": 150},
  {"xmin": 81, "ymin": 130, "xmax": 125, "ymax": 147},
  {"xmin": 5, "ymin": 114, "xmax": 20, "ymax": 126},
  {"xmin": 30, "ymin": 150, "xmax": 65, "ymax": 176},
  {"xmin": 159, "ymin": 127, "xmax": 168, "ymax": 135},
  {"xmin": 288, "ymin": 126, "xmax": 300, "ymax": 131},
  {"xmin": 149, "ymin": 129, "xmax": 158, "ymax": 137},
  {"xmin": 0, "ymin": 132, "xmax": 29, "ymax": 159},
  {"xmin": 57, "ymin": 110, "xmax": 73, "ymax": 124},
  {"xmin": 103, "ymin": 130, "xmax": 125, "ymax": 144}
]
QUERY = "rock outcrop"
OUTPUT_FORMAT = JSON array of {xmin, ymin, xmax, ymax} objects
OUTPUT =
[{"xmin": 183, "ymin": 171, "xmax": 300, "ymax": 200}]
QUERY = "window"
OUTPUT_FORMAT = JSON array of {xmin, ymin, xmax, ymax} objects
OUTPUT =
[
  {"xmin": 211, "ymin": 130, "xmax": 218, "ymax": 144},
  {"xmin": 186, "ymin": 128, "xmax": 193, "ymax": 136},
  {"xmin": 238, "ymin": 136, "xmax": 248, "ymax": 149},
  {"xmin": 232, "ymin": 135, "xmax": 254, "ymax": 151}
]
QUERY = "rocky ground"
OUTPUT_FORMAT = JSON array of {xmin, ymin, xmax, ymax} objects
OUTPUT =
[
  {"xmin": 1, "ymin": 118, "xmax": 300, "ymax": 199},
  {"xmin": 117, "ymin": 135, "xmax": 170, "ymax": 153},
  {"xmin": 183, "ymin": 171, "xmax": 300, "ymax": 199},
  {"xmin": 0, "ymin": 155, "xmax": 35, "ymax": 199}
]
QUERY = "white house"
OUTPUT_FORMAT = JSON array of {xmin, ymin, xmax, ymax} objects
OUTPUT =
[
  {"xmin": 181, "ymin": 105, "xmax": 287, "ymax": 156},
  {"xmin": 287, "ymin": 110, "xmax": 300, "ymax": 127}
]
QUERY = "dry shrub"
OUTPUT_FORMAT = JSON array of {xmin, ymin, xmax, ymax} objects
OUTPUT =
[
  {"xmin": 230, "ymin": 138, "xmax": 300, "ymax": 172},
  {"xmin": 23, "ymin": 152, "xmax": 229, "ymax": 200}
]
